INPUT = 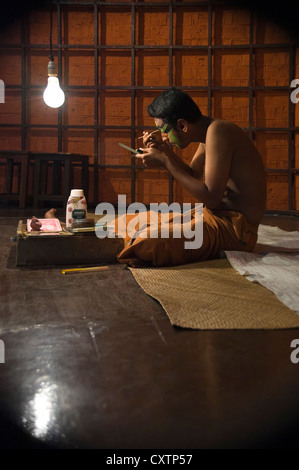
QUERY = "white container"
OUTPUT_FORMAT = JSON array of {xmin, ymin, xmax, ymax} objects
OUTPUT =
[{"xmin": 66, "ymin": 189, "xmax": 87, "ymax": 228}]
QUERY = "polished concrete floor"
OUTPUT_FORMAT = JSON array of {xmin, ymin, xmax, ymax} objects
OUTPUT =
[{"xmin": 0, "ymin": 204, "xmax": 299, "ymax": 449}]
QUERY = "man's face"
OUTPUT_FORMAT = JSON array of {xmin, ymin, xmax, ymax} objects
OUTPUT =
[{"xmin": 154, "ymin": 118, "xmax": 183, "ymax": 148}]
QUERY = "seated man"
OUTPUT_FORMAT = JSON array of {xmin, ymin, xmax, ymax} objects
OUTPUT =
[{"xmin": 117, "ymin": 87, "xmax": 266, "ymax": 267}]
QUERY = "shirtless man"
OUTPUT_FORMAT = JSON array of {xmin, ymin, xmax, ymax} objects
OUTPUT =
[
  {"xmin": 117, "ymin": 87, "xmax": 266, "ymax": 267},
  {"xmin": 141, "ymin": 87, "xmax": 266, "ymax": 226}
]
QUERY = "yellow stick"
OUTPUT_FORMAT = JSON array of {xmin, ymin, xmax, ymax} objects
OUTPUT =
[
  {"xmin": 61, "ymin": 266, "xmax": 109, "ymax": 275},
  {"xmin": 137, "ymin": 129, "xmax": 160, "ymax": 139}
]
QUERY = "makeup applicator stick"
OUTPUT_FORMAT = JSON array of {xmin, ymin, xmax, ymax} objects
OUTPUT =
[{"xmin": 137, "ymin": 129, "xmax": 160, "ymax": 139}]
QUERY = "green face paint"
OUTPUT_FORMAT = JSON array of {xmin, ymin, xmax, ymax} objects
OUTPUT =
[
  {"xmin": 168, "ymin": 128, "xmax": 181, "ymax": 148},
  {"xmin": 155, "ymin": 121, "xmax": 182, "ymax": 148},
  {"xmin": 158, "ymin": 122, "xmax": 173, "ymax": 133}
]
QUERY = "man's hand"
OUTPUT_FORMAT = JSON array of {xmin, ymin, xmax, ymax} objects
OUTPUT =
[
  {"xmin": 142, "ymin": 130, "xmax": 163, "ymax": 147},
  {"xmin": 137, "ymin": 146, "xmax": 168, "ymax": 169},
  {"xmin": 142, "ymin": 130, "xmax": 173, "ymax": 149}
]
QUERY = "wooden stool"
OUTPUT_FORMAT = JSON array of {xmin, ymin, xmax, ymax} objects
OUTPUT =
[
  {"xmin": 30, "ymin": 152, "xmax": 89, "ymax": 209},
  {"xmin": 0, "ymin": 150, "xmax": 29, "ymax": 209}
]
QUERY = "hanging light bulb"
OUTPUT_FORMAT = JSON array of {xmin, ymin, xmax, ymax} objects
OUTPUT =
[
  {"xmin": 43, "ymin": 59, "xmax": 65, "ymax": 108},
  {"xmin": 43, "ymin": 1, "xmax": 65, "ymax": 109}
]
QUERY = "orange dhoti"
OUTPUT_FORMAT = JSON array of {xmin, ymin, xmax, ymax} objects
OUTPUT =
[{"xmin": 115, "ymin": 206, "xmax": 258, "ymax": 267}]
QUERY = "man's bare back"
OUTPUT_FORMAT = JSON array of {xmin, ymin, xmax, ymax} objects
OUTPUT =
[{"xmin": 202, "ymin": 119, "xmax": 266, "ymax": 225}]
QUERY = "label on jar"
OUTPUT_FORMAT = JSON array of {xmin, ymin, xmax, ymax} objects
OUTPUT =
[{"xmin": 72, "ymin": 209, "xmax": 86, "ymax": 220}]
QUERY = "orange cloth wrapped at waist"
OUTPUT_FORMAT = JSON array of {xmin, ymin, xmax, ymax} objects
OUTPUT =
[{"xmin": 115, "ymin": 206, "xmax": 258, "ymax": 267}]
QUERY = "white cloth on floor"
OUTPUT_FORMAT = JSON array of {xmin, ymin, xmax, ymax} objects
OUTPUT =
[{"xmin": 225, "ymin": 224, "xmax": 299, "ymax": 315}]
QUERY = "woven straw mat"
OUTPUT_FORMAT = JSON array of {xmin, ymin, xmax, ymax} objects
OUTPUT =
[{"xmin": 129, "ymin": 258, "xmax": 299, "ymax": 330}]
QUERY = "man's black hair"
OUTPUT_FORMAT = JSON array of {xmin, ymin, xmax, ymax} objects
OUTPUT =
[{"xmin": 147, "ymin": 87, "xmax": 202, "ymax": 128}]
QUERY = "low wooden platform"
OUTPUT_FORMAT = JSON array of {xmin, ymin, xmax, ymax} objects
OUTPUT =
[{"xmin": 15, "ymin": 220, "xmax": 123, "ymax": 267}]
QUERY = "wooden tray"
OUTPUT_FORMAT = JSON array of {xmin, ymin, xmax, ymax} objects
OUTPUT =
[{"xmin": 16, "ymin": 220, "xmax": 123, "ymax": 266}]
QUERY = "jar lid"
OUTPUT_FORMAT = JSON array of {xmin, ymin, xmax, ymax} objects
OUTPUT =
[{"xmin": 70, "ymin": 189, "xmax": 84, "ymax": 197}]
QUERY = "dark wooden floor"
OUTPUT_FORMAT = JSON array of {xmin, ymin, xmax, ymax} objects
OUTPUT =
[{"xmin": 0, "ymin": 204, "xmax": 299, "ymax": 450}]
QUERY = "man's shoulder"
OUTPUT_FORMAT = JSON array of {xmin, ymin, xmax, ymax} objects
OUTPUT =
[
  {"xmin": 210, "ymin": 118, "xmax": 237, "ymax": 132},
  {"xmin": 207, "ymin": 119, "xmax": 237, "ymax": 145}
]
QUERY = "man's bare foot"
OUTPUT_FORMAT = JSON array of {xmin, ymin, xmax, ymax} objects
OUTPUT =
[
  {"xmin": 128, "ymin": 259, "xmax": 150, "ymax": 268},
  {"xmin": 45, "ymin": 208, "xmax": 57, "ymax": 218}
]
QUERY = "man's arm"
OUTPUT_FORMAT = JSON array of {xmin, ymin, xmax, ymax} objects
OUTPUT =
[
  {"xmin": 140, "ymin": 122, "xmax": 233, "ymax": 208},
  {"xmin": 189, "ymin": 143, "xmax": 206, "ymax": 179}
]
